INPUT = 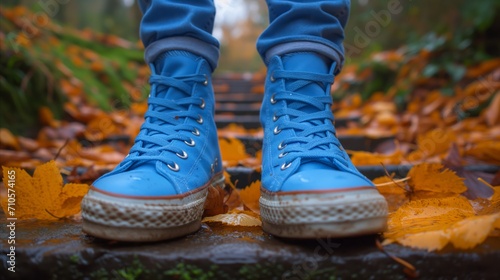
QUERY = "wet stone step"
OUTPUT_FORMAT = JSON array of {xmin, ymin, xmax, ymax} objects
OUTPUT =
[{"xmin": 1, "ymin": 211, "xmax": 498, "ymax": 279}]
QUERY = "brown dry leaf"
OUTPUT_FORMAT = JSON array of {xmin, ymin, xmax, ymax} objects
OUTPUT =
[
  {"xmin": 384, "ymin": 196, "xmax": 475, "ymax": 241},
  {"xmin": 0, "ymin": 161, "xmax": 89, "ymax": 220},
  {"xmin": 203, "ymin": 185, "xmax": 228, "ymax": 217},
  {"xmin": 238, "ymin": 180, "xmax": 261, "ymax": 214},
  {"xmin": 350, "ymin": 150, "xmax": 403, "ymax": 166},
  {"xmin": 408, "ymin": 163, "xmax": 467, "ymax": 194},
  {"xmin": 0, "ymin": 128, "xmax": 21, "ymax": 150},
  {"xmin": 202, "ymin": 209, "xmax": 261, "ymax": 227}
]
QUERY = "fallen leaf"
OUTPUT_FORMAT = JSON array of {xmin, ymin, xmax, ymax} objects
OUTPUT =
[
  {"xmin": 449, "ymin": 213, "xmax": 500, "ymax": 249},
  {"xmin": 202, "ymin": 209, "xmax": 261, "ymax": 227},
  {"xmin": 464, "ymin": 141, "xmax": 500, "ymax": 165},
  {"xmin": 408, "ymin": 163, "xmax": 467, "ymax": 194},
  {"xmin": 238, "ymin": 180, "xmax": 261, "ymax": 214},
  {"xmin": 203, "ymin": 185, "xmax": 228, "ymax": 217},
  {"xmin": 0, "ymin": 128, "xmax": 21, "ymax": 150},
  {"xmin": 350, "ymin": 150, "xmax": 403, "ymax": 166},
  {"xmin": 397, "ymin": 230, "xmax": 450, "ymax": 251},
  {"xmin": 0, "ymin": 161, "xmax": 89, "ymax": 220},
  {"xmin": 219, "ymin": 137, "xmax": 250, "ymax": 165},
  {"xmin": 384, "ymin": 196, "xmax": 475, "ymax": 240}
]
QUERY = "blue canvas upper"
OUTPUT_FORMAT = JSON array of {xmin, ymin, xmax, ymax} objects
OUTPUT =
[
  {"xmin": 93, "ymin": 51, "xmax": 222, "ymax": 197},
  {"xmin": 260, "ymin": 52, "xmax": 374, "ymax": 193}
]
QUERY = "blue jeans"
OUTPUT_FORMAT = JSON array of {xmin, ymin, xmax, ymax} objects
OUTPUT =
[{"xmin": 139, "ymin": 0, "xmax": 349, "ymax": 72}]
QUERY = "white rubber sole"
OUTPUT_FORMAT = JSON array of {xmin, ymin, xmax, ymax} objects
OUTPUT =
[
  {"xmin": 259, "ymin": 187, "xmax": 388, "ymax": 238},
  {"xmin": 81, "ymin": 174, "xmax": 224, "ymax": 242}
]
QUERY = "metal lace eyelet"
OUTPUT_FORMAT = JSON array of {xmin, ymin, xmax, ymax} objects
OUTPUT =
[
  {"xmin": 192, "ymin": 128, "xmax": 200, "ymax": 136},
  {"xmin": 176, "ymin": 150, "xmax": 188, "ymax": 159},
  {"xmin": 272, "ymin": 113, "xmax": 279, "ymax": 122},
  {"xmin": 200, "ymin": 98, "xmax": 206, "ymax": 109},
  {"xmin": 278, "ymin": 152, "xmax": 288, "ymax": 158},
  {"xmin": 278, "ymin": 142, "xmax": 287, "ymax": 150},
  {"xmin": 167, "ymin": 162, "xmax": 180, "ymax": 171},
  {"xmin": 270, "ymin": 72, "xmax": 275, "ymax": 82},
  {"xmin": 270, "ymin": 94, "xmax": 277, "ymax": 104},
  {"xmin": 281, "ymin": 162, "xmax": 292, "ymax": 170},
  {"xmin": 196, "ymin": 115, "xmax": 204, "ymax": 124},
  {"xmin": 184, "ymin": 138, "xmax": 195, "ymax": 146},
  {"xmin": 203, "ymin": 75, "xmax": 208, "ymax": 86},
  {"xmin": 273, "ymin": 126, "xmax": 281, "ymax": 135}
]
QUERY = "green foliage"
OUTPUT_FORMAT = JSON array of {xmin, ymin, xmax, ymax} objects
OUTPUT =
[
  {"xmin": 0, "ymin": 6, "xmax": 147, "ymax": 134},
  {"xmin": 163, "ymin": 263, "xmax": 215, "ymax": 280}
]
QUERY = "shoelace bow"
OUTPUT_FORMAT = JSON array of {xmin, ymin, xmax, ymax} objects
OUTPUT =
[
  {"xmin": 271, "ymin": 70, "xmax": 350, "ymax": 168},
  {"xmin": 121, "ymin": 74, "xmax": 207, "ymax": 167}
]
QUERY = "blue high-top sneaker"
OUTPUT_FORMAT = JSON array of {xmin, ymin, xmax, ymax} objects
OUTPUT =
[
  {"xmin": 259, "ymin": 52, "xmax": 388, "ymax": 238},
  {"xmin": 81, "ymin": 51, "xmax": 224, "ymax": 242}
]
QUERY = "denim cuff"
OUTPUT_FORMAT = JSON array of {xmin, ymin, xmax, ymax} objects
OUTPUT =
[
  {"xmin": 144, "ymin": 36, "xmax": 219, "ymax": 71},
  {"xmin": 264, "ymin": 41, "xmax": 344, "ymax": 74}
]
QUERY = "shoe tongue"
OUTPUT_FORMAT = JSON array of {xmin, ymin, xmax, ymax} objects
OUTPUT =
[
  {"xmin": 281, "ymin": 52, "xmax": 330, "ymax": 98},
  {"xmin": 280, "ymin": 53, "xmax": 333, "ymax": 151},
  {"xmin": 153, "ymin": 50, "xmax": 200, "ymax": 99}
]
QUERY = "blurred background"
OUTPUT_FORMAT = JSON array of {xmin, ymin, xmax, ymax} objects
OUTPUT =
[
  {"xmin": 1, "ymin": 0, "xmax": 499, "ymax": 135},
  {"xmin": 4, "ymin": 0, "xmax": 499, "ymax": 72}
]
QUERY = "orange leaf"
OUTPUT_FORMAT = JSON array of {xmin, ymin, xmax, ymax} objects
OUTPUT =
[
  {"xmin": 238, "ymin": 180, "xmax": 261, "ymax": 214},
  {"xmin": 465, "ymin": 141, "xmax": 500, "ymax": 165},
  {"xmin": 408, "ymin": 163, "xmax": 467, "ymax": 194},
  {"xmin": 373, "ymin": 176, "xmax": 407, "ymax": 195},
  {"xmin": 0, "ymin": 161, "xmax": 89, "ymax": 220},
  {"xmin": 39, "ymin": 106, "xmax": 60, "ymax": 128},
  {"xmin": 391, "ymin": 213, "xmax": 500, "ymax": 251},
  {"xmin": 0, "ymin": 128, "xmax": 21, "ymax": 151},
  {"xmin": 350, "ymin": 150, "xmax": 403, "ymax": 166},
  {"xmin": 409, "ymin": 128, "xmax": 456, "ymax": 160},
  {"xmin": 384, "ymin": 196, "xmax": 475, "ymax": 241},
  {"xmin": 219, "ymin": 137, "xmax": 250, "ymax": 165},
  {"xmin": 449, "ymin": 213, "xmax": 500, "ymax": 249}
]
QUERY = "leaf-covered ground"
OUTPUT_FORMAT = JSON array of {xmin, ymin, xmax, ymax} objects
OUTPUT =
[{"xmin": 1, "ymin": 6, "xmax": 499, "ymax": 252}]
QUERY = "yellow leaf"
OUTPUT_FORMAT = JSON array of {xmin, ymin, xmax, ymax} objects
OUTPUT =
[
  {"xmin": 392, "ymin": 213, "xmax": 500, "ymax": 251},
  {"xmin": 449, "ymin": 213, "xmax": 500, "ymax": 249},
  {"xmin": 408, "ymin": 163, "xmax": 467, "ymax": 194},
  {"xmin": 350, "ymin": 150, "xmax": 403, "ymax": 166},
  {"xmin": 238, "ymin": 180, "xmax": 261, "ymax": 214},
  {"xmin": 397, "ymin": 230, "xmax": 450, "ymax": 251},
  {"xmin": 384, "ymin": 196, "xmax": 475, "ymax": 240},
  {"xmin": 202, "ymin": 209, "xmax": 261, "ymax": 227},
  {"xmin": 1, "ymin": 161, "xmax": 89, "ymax": 220}
]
